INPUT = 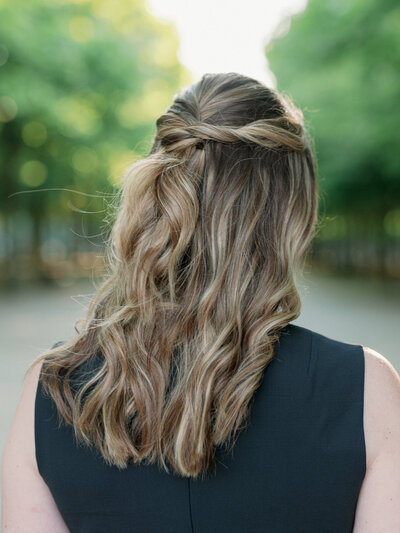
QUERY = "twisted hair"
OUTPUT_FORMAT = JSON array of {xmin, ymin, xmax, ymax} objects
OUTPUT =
[
  {"xmin": 157, "ymin": 115, "xmax": 306, "ymax": 153},
  {"xmin": 29, "ymin": 72, "xmax": 320, "ymax": 479}
]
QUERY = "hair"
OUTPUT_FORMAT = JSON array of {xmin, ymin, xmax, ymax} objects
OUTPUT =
[{"xmin": 28, "ymin": 72, "xmax": 320, "ymax": 479}]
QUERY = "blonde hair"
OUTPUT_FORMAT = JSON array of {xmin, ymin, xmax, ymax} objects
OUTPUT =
[{"xmin": 28, "ymin": 72, "xmax": 320, "ymax": 479}]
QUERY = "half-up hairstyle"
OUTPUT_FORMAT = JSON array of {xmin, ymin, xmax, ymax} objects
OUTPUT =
[{"xmin": 28, "ymin": 72, "xmax": 320, "ymax": 479}]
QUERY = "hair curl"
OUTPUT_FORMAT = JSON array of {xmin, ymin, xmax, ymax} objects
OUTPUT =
[{"xmin": 28, "ymin": 72, "xmax": 320, "ymax": 479}]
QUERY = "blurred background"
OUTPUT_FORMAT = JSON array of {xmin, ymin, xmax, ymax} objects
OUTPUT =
[{"xmin": 1, "ymin": 0, "xmax": 399, "ymax": 454}]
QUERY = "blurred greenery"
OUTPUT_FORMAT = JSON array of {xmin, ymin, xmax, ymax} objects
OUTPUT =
[
  {"xmin": 0, "ymin": 0, "xmax": 192, "ymax": 283},
  {"xmin": 266, "ymin": 0, "xmax": 400, "ymax": 276},
  {"xmin": 0, "ymin": 0, "xmax": 399, "ymax": 283}
]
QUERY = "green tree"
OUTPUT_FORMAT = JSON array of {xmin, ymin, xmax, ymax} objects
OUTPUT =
[
  {"xmin": 0, "ymin": 0, "xmax": 192, "ymax": 281},
  {"xmin": 266, "ymin": 0, "xmax": 400, "ymax": 275}
]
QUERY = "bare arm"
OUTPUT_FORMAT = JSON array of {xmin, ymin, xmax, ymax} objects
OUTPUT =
[
  {"xmin": 1, "ymin": 360, "xmax": 70, "ymax": 532},
  {"xmin": 352, "ymin": 346, "xmax": 400, "ymax": 532}
]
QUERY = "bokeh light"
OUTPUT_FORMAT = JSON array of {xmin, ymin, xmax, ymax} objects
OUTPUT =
[
  {"xmin": 19, "ymin": 160, "xmax": 47, "ymax": 187},
  {"xmin": 22, "ymin": 121, "xmax": 48, "ymax": 148},
  {"xmin": 0, "ymin": 96, "xmax": 17, "ymax": 122}
]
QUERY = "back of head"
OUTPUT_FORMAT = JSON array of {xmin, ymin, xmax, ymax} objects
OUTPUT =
[
  {"xmin": 149, "ymin": 72, "xmax": 317, "ymax": 284},
  {"xmin": 38, "ymin": 72, "xmax": 319, "ymax": 479}
]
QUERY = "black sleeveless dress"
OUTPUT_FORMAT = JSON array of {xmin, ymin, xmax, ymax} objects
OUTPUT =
[{"xmin": 35, "ymin": 323, "xmax": 366, "ymax": 533}]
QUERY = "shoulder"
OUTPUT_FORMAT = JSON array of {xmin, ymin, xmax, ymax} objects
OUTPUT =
[
  {"xmin": 1, "ymin": 352, "xmax": 70, "ymax": 531},
  {"xmin": 2, "ymin": 339, "xmax": 66, "ymax": 477},
  {"xmin": 284, "ymin": 323, "xmax": 364, "ymax": 372},
  {"xmin": 2, "ymin": 358, "xmax": 44, "ymax": 477},
  {"xmin": 284, "ymin": 323, "xmax": 361, "ymax": 355},
  {"xmin": 362, "ymin": 345, "xmax": 400, "ymax": 469},
  {"xmin": 352, "ymin": 346, "xmax": 400, "ymax": 531},
  {"xmin": 290, "ymin": 327, "xmax": 400, "ymax": 472}
]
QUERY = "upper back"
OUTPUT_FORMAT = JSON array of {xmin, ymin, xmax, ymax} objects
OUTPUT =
[{"xmin": 35, "ymin": 323, "xmax": 366, "ymax": 533}]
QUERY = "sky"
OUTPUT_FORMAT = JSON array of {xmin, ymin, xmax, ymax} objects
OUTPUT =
[{"xmin": 145, "ymin": 0, "xmax": 308, "ymax": 88}]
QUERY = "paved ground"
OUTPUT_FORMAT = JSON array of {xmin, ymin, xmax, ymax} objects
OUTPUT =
[{"xmin": 1, "ymin": 269, "xmax": 399, "ymax": 465}]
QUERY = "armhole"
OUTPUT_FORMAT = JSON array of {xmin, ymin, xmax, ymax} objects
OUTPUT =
[
  {"xmin": 358, "ymin": 344, "xmax": 367, "ymax": 480},
  {"xmin": 34, "ymin": 360, "xmax": 44, "ymax": 477},
  {"xmin": 307, "ymin": 330, "xmax": 367, "ymax": 481},
  {"xmin": 34, "ymin": 340, "xmax": 66, "ymax": 477}
]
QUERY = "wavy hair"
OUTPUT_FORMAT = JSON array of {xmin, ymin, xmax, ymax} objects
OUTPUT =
[{"xmin": 28, "ymin": 72, "xmax": 320, "ymax": 479}]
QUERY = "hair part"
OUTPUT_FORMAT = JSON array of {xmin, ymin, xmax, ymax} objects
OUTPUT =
[{"xmin": 29, "ymin": 72, "xmax": 320, "ymax": 479}]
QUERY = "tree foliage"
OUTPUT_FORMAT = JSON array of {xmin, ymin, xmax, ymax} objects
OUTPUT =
[
  {"xmin": 0, "ymin": 0, "xmax": 192, "ymax": 220},
  {"xmin": 266, "ymin": 0, "xmax": 400, "ymax": 219}
]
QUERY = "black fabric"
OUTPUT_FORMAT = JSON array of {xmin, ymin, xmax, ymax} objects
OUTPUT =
[{"xmin": 35, "ymin": 323, "xmax": 366, "ymax": 532}]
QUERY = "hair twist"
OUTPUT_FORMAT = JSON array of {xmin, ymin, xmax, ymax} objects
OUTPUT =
[{"xmin": 157, "ymin": 114, "xmax": 306, "ymax": 154}]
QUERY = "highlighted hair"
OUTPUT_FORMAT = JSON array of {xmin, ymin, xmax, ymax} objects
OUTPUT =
[{"xmin": 29, "ymin": 72, "xmax": 320, "ymax": 479}]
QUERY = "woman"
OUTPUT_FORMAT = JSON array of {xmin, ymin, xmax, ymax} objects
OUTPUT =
[{"xmin": 2, "ymin": 72, "xmax": 400, "ymax": 532}]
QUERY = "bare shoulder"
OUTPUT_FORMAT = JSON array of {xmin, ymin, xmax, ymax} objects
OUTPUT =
[
  {"xmin": 2, "ymin": 359, "xmax": 44, "ymax": 476},
  {"xmin": 352, "ymin": 345, "xmax": 400, "ymax": 532},
  {"xmin": 1, "ymin": 358, "xmax": 70, "ymax": 531},
  {"xmin": 362, "ymin": 345, "xmax": 400, "ymax": 468}
]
